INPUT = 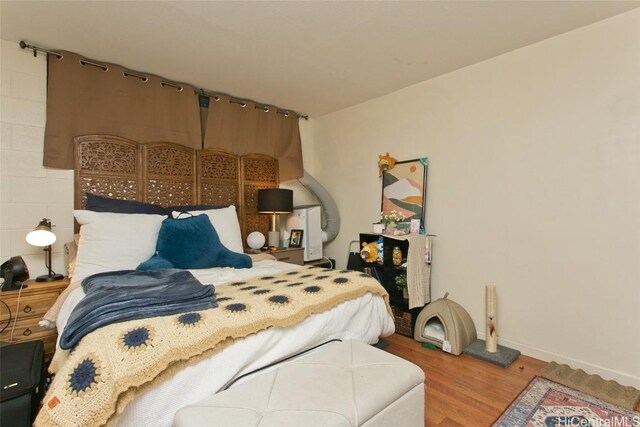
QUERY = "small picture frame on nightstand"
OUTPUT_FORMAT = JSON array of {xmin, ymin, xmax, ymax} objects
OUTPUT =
[{"xmin": 289, "ymin": 229, "xmax": 304, "ymax": 248}]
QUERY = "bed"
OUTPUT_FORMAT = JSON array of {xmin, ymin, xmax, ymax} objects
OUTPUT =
[{"xmin": 35, "ymin": 135, "xmax": 395, "ymax": 426}]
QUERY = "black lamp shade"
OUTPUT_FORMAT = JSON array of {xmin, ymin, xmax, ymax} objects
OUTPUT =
[{"xmin": 257, "ymin": 189, "xmax": 293, "ymax": 214}]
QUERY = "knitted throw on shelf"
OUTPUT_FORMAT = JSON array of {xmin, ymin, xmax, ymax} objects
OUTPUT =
[{"xmin": 35, "ymin": 266, "xmax": 391, "ymax": 427}]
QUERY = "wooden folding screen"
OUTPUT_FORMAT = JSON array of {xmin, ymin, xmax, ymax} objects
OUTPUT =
[
  {"xmin": 74, "ymin": 135, "xmax": 279, "ymax": 243},
  {"xmin": 74, "ymin": 135, "xmax": 142, "ymax": 209},
  {"xmin": 143, "ymin": 142, "xmax": 198, "ymax": 207}
]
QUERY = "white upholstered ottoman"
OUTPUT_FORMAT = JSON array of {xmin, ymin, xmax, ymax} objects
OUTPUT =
[{"xmin": 174, "ymin": 340, "xmax": 425, "ymax": 427}]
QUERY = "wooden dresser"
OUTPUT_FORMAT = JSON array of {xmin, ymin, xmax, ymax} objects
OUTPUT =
[{"xmin": 1, "ymin": 278, "xmax": 69, "ymax": 360}]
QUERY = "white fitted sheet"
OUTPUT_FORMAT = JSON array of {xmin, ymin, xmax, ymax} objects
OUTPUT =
[{"xmin": 55, "ymin": 260, "xmax": 395, "ymax": 426}]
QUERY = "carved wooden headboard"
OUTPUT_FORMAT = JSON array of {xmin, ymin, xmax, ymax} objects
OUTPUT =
[{"xmin": 74, "ymin": 135, "xmax": 279, "ymax": 243}]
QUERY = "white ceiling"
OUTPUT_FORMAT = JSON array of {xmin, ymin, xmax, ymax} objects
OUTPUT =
[{"xmin": 2, "ymin": 1, "xmax": 639, "ymax": 117}]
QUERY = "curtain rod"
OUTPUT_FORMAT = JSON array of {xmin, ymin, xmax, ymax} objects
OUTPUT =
[
  {"xmin": 203, "ymin": 91, "xmax": 308, "ymax": 120},
  {"xmin": 19, "ymin": 40, "xmax": 63, "ymax": 59},
  {"xmin": 19, "ymin": 40, "xmax": 309, "ymax": 120}
]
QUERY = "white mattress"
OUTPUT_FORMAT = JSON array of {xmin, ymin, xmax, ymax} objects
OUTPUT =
[{"xmin": 56, "ymin": 260, "xmax": 395, "ymax": 427}]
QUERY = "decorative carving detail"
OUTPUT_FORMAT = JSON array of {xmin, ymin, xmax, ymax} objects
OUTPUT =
[
  {"xmin": 201, "ymin": 184, "xmax": 239, "ymax": 206},
  {"xmin": 146, "ymin": 147, "xmax": 194, "ymax": 176},
  {"xmin": 75, "ymin": 135, "xmax": 280, "ymax": 242},
  {"xmin": 146, "ymin": 180, "xmax": 194, "ymax": 206},
  {"xmin": 201, "ymin": 154, "xmax": 238, "ymax": 180},
  {"xmin": 244, "ymin": 184, "xmax": 275, "ymax": 212},
  {"xmin": 243, "ymin": 183, "xmax": 276, "ymax": 241},
  {"xmin": 80, "ymin": 179, "xmax": 138, "ymax": 208},
  {"xmin": 243, "ymin": 158, "xmax": 277, "ymax": 182},
  {"xmin": 246, "ymin": 214, "xmax": 270, "ymax": 238},
  {"xmin": 80, "ymin": 142, "xmax": 137, "ymax": 174}
]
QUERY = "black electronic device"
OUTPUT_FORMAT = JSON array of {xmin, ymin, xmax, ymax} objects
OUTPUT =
[
  {"xmin": 0, "ymin": 340, "xmax": 46, "ymax": 426},
  {"xmin": 0, "ymin": 256, "xmax": 30, "ymax": 292}
]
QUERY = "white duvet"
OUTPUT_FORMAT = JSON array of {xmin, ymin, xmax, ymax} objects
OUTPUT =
[{"xmin": 55, "ymin": 260, "xmax": 395, "ymax": 427}]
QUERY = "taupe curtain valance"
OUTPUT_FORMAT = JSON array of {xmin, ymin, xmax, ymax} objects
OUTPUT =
[
  {"xmin": 43, "ymin": 50, "xmax": 303, "ymax": 180},
  {"xmin": 44, "ymin": 52, "xmax": 201, "ymax": 169},
  {"xmin": 203, "ymin": 96, "xmax": 303, "ymax": 181}
]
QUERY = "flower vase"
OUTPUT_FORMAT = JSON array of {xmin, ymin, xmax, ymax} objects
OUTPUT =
[
  {"xmin": 402, "ymin": 287, "xmax": 409, "ymax": 301},
  {"xmin": 385, "ymin": 222, "xmax": 396, "ymax": 235}
]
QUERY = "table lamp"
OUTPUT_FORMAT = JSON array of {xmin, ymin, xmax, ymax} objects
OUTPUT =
[
  {"xmin": 25, "ymin": 218, "xmax": 64, "ymax": 282},
  {"xmin": 257, "ymin": 189, "xmax": 293, "ymax": 248},
  {"xmin": 246, "ymin": 231, "xmax": 266, "ymax": 252}
]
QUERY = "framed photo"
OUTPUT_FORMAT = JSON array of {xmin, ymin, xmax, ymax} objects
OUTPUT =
[
  {"xmin": 289, "ymin": 229, "xmax": 304, "ymax": 248},
  {"xmin": 381, "ymin": 158, "xmax": 428, "ymax": 225}
]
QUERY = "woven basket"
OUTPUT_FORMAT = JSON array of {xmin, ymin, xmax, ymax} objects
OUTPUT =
[{"xmin": 392, "ymin": 306, "xmax": 413, "ymax": 337}]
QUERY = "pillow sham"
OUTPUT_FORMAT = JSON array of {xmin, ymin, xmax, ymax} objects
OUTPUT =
[
  {"xmin": 72, "ymin": 210, "xmax": 165, "ymax": 284},
  {"xmin": 150, "ymin": 214, "xmax": 251, "ymax": 269},
  {"xmin": 86, "ymin": 194, "xmax": 229, "ymax": 217},
  {"xmin": 64, "ymin": 234, "xmax": 80, "ymax": 278},
  {"xmin": 171, "ymin": 205, "xmax": 243, "ymax": 253},
  {"xmin": 85, "ymin": 193, "xmax": 166, "ymax": 215},
  {"xmin": 165, "ymin": 204, "xmax": 229, "ymax": 216}
]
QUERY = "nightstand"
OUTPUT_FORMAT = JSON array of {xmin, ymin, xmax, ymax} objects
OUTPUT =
[
  {"xmin": 269, "ymin": 247, "xmax": 304, "ymax": 265},
  {"xmin": 0, "ymin": 278, "xmax": 69, "ymax": 360}
]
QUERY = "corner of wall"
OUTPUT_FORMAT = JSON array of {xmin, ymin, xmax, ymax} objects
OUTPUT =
[{"xmin": 298, "ymin": 118, "xmax": 315, "ymax": 176}]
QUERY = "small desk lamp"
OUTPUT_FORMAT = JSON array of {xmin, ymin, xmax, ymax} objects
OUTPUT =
[
  {"xmin": 257, "ymin": 189, "xmax": 293, "ymax": 248},
  {"xmin": 25, "ymin": 218, "xmax": 64, "ymax": 282}
]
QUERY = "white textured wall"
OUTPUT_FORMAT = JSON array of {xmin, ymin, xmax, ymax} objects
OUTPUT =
[
  {"xmin": 313, "ymin": 10, "xmax": 640, "ymax": 387},
  {"xmin": 1, "ymin": 40, "xmax": 74, "ymax": 278}
]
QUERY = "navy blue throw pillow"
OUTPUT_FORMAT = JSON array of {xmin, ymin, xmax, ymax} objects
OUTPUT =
[
  {"xmin": 86, "ymin": 193, "xmax": 166, "ymax": 215},
  {"xmin": 154, "ymin": 214, "xmax": 251, "ymax": 269}
]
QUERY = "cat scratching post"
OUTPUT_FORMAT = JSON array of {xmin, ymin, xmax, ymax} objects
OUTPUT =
[
  {"xmin": 462, "ymin": 284, "xmax": 521, "ymax": 367},
  {"xmin": 486, "ymin": 285, "xmax": 497, "ymax": 353}
]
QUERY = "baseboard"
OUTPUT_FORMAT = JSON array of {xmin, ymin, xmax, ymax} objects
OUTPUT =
[{"xmin": 475, "ymin": 332, "xmax": 640, "ymax": 389}]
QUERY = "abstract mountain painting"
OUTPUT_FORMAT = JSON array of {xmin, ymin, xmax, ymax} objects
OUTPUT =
[{"xmin": 381, "ymin": 158, "xmax": 427, "ymax": 222}]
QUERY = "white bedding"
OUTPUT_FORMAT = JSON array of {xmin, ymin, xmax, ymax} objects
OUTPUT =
[{"xmin": 56, "ymin": 260, "xmax": 395, "ymax": 427}]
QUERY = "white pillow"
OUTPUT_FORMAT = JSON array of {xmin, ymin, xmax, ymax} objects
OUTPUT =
[
  {"xmin": 172, "ymin": 205, "xmax": 243, "ymax": 253},
  {"xmin": 72, "ymin": 210, "xmax": 165, "ymax": 284}
]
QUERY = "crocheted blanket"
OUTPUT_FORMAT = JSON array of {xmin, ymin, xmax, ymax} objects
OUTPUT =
[{"xmin": 36, "ymin": 266, "xmax": 391, "ymax": 427}]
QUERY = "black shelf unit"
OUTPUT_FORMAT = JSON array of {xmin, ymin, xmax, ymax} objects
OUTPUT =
[{"xmin": 358, "ymin": 233, "xmax": 423, "ymax": 337}]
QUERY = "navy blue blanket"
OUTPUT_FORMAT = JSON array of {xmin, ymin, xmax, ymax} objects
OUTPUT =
[{"xmin": 59, "ymin": 269, "xmax": 216, "ymax": 349}]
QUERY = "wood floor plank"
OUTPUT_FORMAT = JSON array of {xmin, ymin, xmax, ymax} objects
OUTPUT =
[
  {"xmin": 383, "ymin": 333, "xmax": 546, "ymax": 426},
  {"xmin": 383, "ymin": 334, "xmax": 640, "ymax": 425}
]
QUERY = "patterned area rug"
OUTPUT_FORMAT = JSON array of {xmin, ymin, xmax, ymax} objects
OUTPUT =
[
  {"xmin": 493, "ymin": 377, "xmax": 640, "ymax": 427},
  {"xmin": 541, "ymin": 362, "xmax": 640, "ymax": 410}
]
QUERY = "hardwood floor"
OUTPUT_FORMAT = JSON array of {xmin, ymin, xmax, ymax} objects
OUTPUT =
[{"xmin": 384, "ymin": 333, "xmax": 546, "ymax": 426}]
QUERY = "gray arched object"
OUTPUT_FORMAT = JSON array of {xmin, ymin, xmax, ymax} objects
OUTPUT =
[
  {"xmin": 414, "ymin": 293, "xmax": 477, "ymax": 356},
  {"xmin": 297, "ymin": 170, "xmax": 340, "ymax": 243}
]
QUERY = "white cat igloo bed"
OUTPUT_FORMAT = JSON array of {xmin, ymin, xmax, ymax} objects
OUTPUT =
[{"xmin": 413, "ymin": 293, "xmax": 476, "ymax": 355}]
